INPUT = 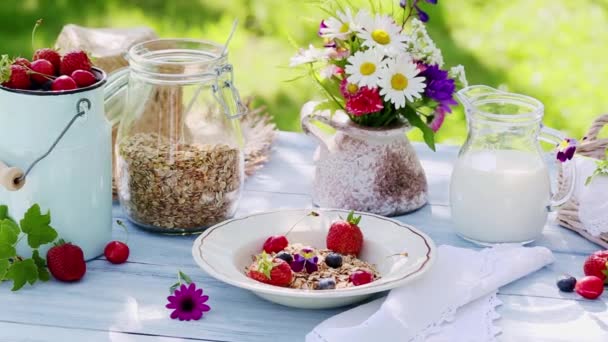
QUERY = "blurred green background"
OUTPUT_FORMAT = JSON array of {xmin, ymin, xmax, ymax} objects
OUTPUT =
[{"xmin": 2, "ymin": 0, "xmax": 607, "ymax": 145}]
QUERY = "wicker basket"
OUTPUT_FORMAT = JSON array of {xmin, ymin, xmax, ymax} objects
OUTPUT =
[{"xmin": 557, "ymin": 114, "xmax": 608, "ymax": 248}]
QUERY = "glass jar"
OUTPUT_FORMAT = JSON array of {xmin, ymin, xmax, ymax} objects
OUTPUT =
[
  {"xmin": 450, "ymin": 85, "xmax": 575, "ymax": 245},
  {"xmin": 109, "ymin": 39, "xmax": 247, "ymax": 234}
]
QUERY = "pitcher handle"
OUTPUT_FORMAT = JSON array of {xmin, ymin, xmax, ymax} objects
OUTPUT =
[
  {"xmin": 300, "ymin": 101, "xmax": 350, "ymax": 149},
  {"xmin": 539, "ymin": 126, "xmax": 577, "ymax": 210}
]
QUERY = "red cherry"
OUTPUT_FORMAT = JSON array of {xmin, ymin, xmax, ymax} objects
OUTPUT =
[
  {"xmin": 51, "ymin": 75, "xmax": 77, "ymax": 91},
  {"xmin": 30, "ymin": 59, "xmax": 55, "ymax": 85},
  {"xmin": 349, "ymin": 270, "xmax": 373, "ymax": 286},
  {"xmin": 71, "ymin": 69, "xmax": 97, "ymax": 88},
  {"xmin": 104, "ymin": 241, "xmax": 130, "ymax": 264},
  {"xmin": 575, "ymin": 276, "xmax": 604, "ymax": 299},
  {"xmin": 263, "ymin": 235, "xmax": 289, "ymax": 253},
  {"xmin": 12, "ymin": 57, "xmax": 31, "ymax": 68}
]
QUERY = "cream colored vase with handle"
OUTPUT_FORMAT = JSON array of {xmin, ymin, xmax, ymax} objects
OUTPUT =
[{"xmin": 301, "ymin": 102, "xmax": 428, "ymax": 216}]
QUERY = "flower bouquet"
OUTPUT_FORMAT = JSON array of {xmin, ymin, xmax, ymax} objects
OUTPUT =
[
  {"xmin": 291, "ymin": 0, "xmax": 467, "ymax": 150},
  {"xmin": 293, "ymin": 1, "xmax": 468, "ymax": 215}
]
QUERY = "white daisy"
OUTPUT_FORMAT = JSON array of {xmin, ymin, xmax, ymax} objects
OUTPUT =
[
  {"xmin": 378, "ymin": 55, "xmax": 426, "ymax": 109},
  {"xmin": 289, "ymin": 45, "xmax": 331, "ymax": 67},
  {"xmin": 345, "ymin": 49, "xmax": 384, "ymax": 88},
  {"xmin": 357, "ymin": 13, "xmax": 408, "ymax": 55},
  {"xmin": 320, "ymin": 8, "xmax": 357, "ymax": 40}
]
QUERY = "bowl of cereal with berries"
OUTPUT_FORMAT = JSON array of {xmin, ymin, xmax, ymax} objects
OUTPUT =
[{"xmin": 192, "ymin": 209, "xmax": 435, "ymax": 309}]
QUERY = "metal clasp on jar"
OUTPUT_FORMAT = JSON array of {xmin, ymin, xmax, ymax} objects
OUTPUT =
[{"xmin": 212, "ymin": 64, "xmax": 248, "ymax": 119}]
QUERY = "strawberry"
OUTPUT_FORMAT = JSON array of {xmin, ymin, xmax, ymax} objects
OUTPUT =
[
  {"xmin": 60, "ymin": 50, "xmax": 92, "ymax": 76},
  {"xmin": 104, "ymin": 241, "xmax": 130, "ymax": 264},
  {"xmin": 51, "ymin": 75, "xmax": 77, "ymax": 91},
  {"xmin": 583, "ymin": 250, "xmax": 608, "ymax": 283},
  {"xmin": 46, "ymin": 240, "xmax": 86, "ymax": 282},
  {"xmin": 12, "ymin": 57, "xmax": 31, "ymax": 68},
  {"xmin": 2, "ymin": 65, "xmax": 31, "ymax": 90},
  {"xmin": 263, "ymin": 235, "xmax": 288, "ymax": 253},
  {"xmin": 30, "ymin": 59, "xmax": 55, "ymax": 85},
  {"xmin": 326, "ymin": 211, "xmax": 364, "ymax": 256},
  {"xmin": 71, "ymin": 69, "xmax": 97, "ymax": 87},
  {"xmin": 247, "ymin": 252, "xmax": 292, "ymax": 287},
  {"xmin": 33, "ymin": 48, "xmax": 60, "ymax": 74}
]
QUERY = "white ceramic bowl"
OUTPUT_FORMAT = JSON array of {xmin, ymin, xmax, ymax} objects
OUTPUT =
[{"xmin": 192, "ymin": 209, "xmax": 436, "ymax": 309}]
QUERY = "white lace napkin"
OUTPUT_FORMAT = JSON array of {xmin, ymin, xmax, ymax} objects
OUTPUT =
[
  {"xmin": 307, "ymin": 245, "xmax": 554, "ymax": 342},
  {"xmin": 573, "ymin": 157, "xmax": 608, "ymax": 237}
]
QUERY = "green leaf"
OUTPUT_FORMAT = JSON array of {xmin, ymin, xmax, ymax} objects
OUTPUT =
[
  {"xmin": 178, "ymin": 270, "xmax": 193, "ymax": 285},
  {"xmin": 0, "ymin": 55, "xmax": 12, "ymax": 83},
  {"xmin": 0, "ymin": 219, "xmax": 19, "ymax": 246},
  {"xmin": 0, "ymin": 259, "xmax": 9, "ymax": 280},
  {"xmin": 402, "ymin": 108, "xmax": 436, "ymax": 151},
  {"xmin": 20, "ymin": 204, "xmax": 58, "ymax": 249},
  {"xmin": 169, "ymin": 282, "xmax": 180, "ymax": 294},
  {"xmin": 0, "ymin": 243, "xmax": 16, "ymax": 259},
  {"xmin": 32, "ymin": 250, "xmax": 49, "ymax": 282},
  {"xmin": 0, "ymin": 205, "xmax": 8, "ymax": 220},
  {"xmin": 5, "ymin": 258, "xmax": 37, "ymax": 291}
]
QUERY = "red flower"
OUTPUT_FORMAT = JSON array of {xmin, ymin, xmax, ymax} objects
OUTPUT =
[
  {"xmin": 345, "ymin": 87, "xmax": 384, "ymax": 116},
  {"xmin": 340, "ymin": 79, "xmax": 361, "ymax": 99}
]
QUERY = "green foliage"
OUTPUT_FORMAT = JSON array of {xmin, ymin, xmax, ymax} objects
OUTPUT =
[
  {"xmin": 0, "ymin": 0, "xmax": 604, "ymax": 141},
  {"xmin": 20, "ymin": 204, "xmax": 58, "ymax": 249},
  {"xmin": 346, "ymin": 210, "xmax": 362, "ymax": 225},
  {"xmin": 585, "ymin": 150, "xmax": 608, "ymax": 185},
  {"xmin": 0, "ymin": 204, "xmax": 59, "ymax": 291}
]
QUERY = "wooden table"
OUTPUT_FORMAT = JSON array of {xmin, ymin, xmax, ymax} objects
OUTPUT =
[{"xmin": 1, "ymin": 132, "xmax": 607, "ymax": 341}]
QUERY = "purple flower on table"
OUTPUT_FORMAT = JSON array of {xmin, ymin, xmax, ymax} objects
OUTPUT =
[
  {"xmin": 166, "ymin": 283, "xmax": 211, "ymax": 321},
  {"xmin": 556, "ymin": 138, "xmax": 577, "ymax": 162},
  {"xmin": 291, "ymin": 248, "xmax": 319, "ymax": 273}
]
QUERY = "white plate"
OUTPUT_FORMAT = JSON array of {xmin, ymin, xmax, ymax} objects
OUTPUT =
[{"xmin": 192, "ymin": 208, "xmax": 436, "ymax": 309}]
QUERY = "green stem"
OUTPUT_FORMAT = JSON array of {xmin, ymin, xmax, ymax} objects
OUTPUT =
[{"xmin": 310, "ymin": 64, "xmax": 344, "ymax": 110}]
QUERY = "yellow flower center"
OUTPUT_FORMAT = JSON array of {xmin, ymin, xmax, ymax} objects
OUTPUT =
[
  {"xmin": 558, "ymin": 139, "xmax": 570, "ymax": 150},
  {"xmin": 371, "ymin": 29, "xmax": 391, "ymax": 45},
  {"xmin": 339, "ymin": 23, "xmax": 349, "ymax": 33},
  {"xmin": 359, "ymin": 62, "xmax": 376, "ymax": 76},
  {"xmin": 346, "ymin": 83, "xmax": 359, "ymax": 94},
  {"xmin": 391, "ymin": 73, "xmax": 409, "ymax": 90}
]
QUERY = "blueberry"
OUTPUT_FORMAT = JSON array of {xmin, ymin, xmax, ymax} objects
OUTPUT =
[
  {"xmin": 556, "ymin": 275, "xmax": 577, "ymax": 292},
  {"xmin": 325, "ymin": 253, "xmax": 343, "ymax": 268},
  {"xmin": 276, "ymin": 251, "xmax": 293, "ymax": 264},
  {"xmin": 317, "ymin": 278, "xmax": 336, "ymax": 290}
]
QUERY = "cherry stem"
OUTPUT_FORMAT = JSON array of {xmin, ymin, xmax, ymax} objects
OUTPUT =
[
  {"xmin": 23, "ymin": 65, "xmax": 56, "ymax": 81},
  {"xmin": 284, "ymin": 211, "xmax": 319, "ymax": 237},
  {"xmin": 386, "ymin": 252, "xmax": 409, "ymax": 258},
  {"xmin": 115, "ymin": 219, "xmax": 129, "ymax": 245},
  {"xmin": 31, "ymin": 19, "xmax": 43, "ymax": 52}
]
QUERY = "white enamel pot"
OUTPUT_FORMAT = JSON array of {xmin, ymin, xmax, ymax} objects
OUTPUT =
[{"xmin": 0, "ymin": 68, "xmax": 112, "ymax": 260}]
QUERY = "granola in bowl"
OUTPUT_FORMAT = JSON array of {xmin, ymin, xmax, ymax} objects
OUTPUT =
[{"xmin": 245, "ymin": 211, "xmax": 381, "ymax": 290}]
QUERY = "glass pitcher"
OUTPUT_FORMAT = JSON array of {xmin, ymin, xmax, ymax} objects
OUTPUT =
[
  {"xmin": 450, "ymin": 85, "xmax": 575, "ymax": 245},
  {"xmin": 107, "ymin": 39, "xmax": 247, "ymax": 234}
]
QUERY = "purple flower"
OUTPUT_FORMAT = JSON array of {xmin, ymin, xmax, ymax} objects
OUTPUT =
[
  {"xmin": 291, "ymin": 248, "xmax": 319, "ymax": 273},
  {"xmin": 419, "ymin": 64, "xmax": 458, "ymax": 114},
  {"xmin": 166, "ymin": 283, "xmax": 211, "ymax": 321},
  {"xmin": 318, "ymin": 20, "xmax": 328, "ymax": 36},
  {"xmin": 429, "ymin": 107, "xmax": 447, "ymax": 132},
  {"xmin": 400, "ymin": 1, "xmax": 437, "ymax": 22},
  {"xmin": 556, "ymin": 138, "xmax": 577, "ymax": 162}
]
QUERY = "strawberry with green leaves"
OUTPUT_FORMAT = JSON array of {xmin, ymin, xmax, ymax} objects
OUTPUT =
[
  {"xmin": 583, "ymin": 250, "xmax": 608, "ymax": 284},
  {"xmin": 326, "ymin": 210, "xmax": 364, "ymax": 256},
  {"xmin": 247, "ymin": 251, "xmax": 293, "ymax": 287}
]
